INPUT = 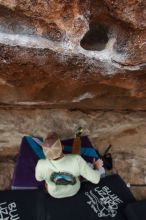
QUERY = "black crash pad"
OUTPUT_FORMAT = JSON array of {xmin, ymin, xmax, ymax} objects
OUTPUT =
[
  {"xmin": 125, "ymin": 199, "xmax": 146, "ymax": 220},
  {"xmin": 0, "ymin": 190, "xmax": 45, "ymax": 220},
  {"xmin": 45, "ymin": 174, "xmax": 135, "ymax": 220}
]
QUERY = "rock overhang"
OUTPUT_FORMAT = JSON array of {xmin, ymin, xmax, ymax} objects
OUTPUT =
[{"xmin": 0, "ymin": 0, "xmax": 146, "ymax": 110}]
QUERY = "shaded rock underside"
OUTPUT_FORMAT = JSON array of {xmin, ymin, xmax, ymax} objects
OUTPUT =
[{"xmin": 0, "ymin": 0, "xmax": 146, "ymax": 109}]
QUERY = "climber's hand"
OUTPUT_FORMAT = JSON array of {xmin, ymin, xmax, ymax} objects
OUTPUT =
[{"xmin": 93, "ymin": 158, "xmax": 103, "ymax": 170}]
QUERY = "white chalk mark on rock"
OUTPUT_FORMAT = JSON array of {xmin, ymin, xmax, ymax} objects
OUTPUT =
[
  {"xmin": 0, "ymin": 31, "xmax": 139, "ymax": 73},
  {"xmin": 72, "ymin": 92, "xmax": 95, "ymax": 102}
]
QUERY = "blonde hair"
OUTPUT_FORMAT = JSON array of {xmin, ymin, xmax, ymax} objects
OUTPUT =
[{"xmin": 42, "ymin": 132, "xmax": 62, "ymax": 160}]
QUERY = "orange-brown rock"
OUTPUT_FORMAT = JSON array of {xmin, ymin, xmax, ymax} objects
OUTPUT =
[
  {"xmin": 0, "ymin": 0, "xmax": 146, "ymax": 110},
  {"xmin": 104, "ymin": 0, "xmax": 146, "ymax": 29}
]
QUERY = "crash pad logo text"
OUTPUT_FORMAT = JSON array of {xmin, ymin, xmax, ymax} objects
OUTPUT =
[
  {"xmin": 0, "ymin": 202, "xmax": 20, "ymax": 220},
  {"xmin": 85, "ymin": 186, "xmax": 123, "ymax": 218}
]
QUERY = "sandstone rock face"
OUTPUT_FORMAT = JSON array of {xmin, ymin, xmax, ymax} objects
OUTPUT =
[
  {"xmin": 0, "ymin": 159, "xmax": 15, "ymax": 190},
  {"xmin": 104, "ymin": 0, "xmax": 146, "ymax": 29},
  {"xmin": 0, "ymin": 1, "xmax": 146, "ymax": 200},
  {"xmin": 0, "ymin": 0, "xmax": 146, "ymax": 109}
]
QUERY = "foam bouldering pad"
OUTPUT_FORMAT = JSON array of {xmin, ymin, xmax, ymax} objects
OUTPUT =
[
  {"xmin": 45, "ymin": 174, "xmax": 135, "ymax": 220},
  {"xmin": 62, "ymin": 136, "xmax": 100, "ymax": 163},
  {"xmin": 125, "ymin": 199, "xmax": 146, "ymax": 220},
  {"xmin": 0, "ymin": 190, "xmax": 45, "ymax": 220},
  {"xmin": 12, "ymin": 136, "xmax": 44, "ymax": 189}
]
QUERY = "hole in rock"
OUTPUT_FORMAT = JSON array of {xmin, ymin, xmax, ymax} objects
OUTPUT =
[{"xmin": 80, "ymin": 23, "xmax": 109, "ymax": 51}]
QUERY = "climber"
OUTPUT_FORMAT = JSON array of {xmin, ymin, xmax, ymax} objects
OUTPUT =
[{"xmin": 35, "ymin": 131, "xmax": 103, "ymax": 199}]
